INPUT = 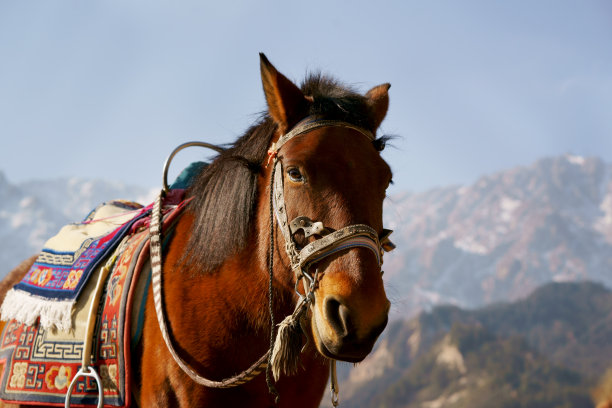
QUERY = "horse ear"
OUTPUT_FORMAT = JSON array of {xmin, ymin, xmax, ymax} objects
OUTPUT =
[
  {"xmin": 260, "ymin": 53, "xmax": 310, "ymax": 134},
  {"xmin": 366, "ymin": 83, "xmax": 391, "ymax": 130}
]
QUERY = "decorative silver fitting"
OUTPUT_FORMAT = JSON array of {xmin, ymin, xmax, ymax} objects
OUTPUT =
[
  {"xmin": 285, "ymin": 242, "xmax": 300, "ymax": 267},
  {"xmin": 289, "ymin": 216, "xmax": 329, "ymax": 238}
]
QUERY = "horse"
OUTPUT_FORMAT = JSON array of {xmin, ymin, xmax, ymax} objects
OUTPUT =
[{"xmin": 0, "ymin": 53, "xmax": 393, "ymax": 407}]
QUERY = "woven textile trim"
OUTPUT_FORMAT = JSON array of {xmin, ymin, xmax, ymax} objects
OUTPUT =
[{"xmin": 0, "ymin": 201, "xmax": 148, "ymax": 331}]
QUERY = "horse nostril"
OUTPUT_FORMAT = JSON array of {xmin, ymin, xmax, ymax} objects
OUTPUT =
[{"xmin": 324, "ymin": 297, "xmax": 351, "ymax": 338}]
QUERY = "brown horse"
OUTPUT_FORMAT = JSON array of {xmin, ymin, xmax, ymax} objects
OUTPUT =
[{"xmin": 0, "ymin": 54, "xmax": 393, "ymax": 407}]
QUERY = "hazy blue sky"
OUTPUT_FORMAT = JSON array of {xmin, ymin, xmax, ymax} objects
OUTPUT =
[{"xmin": 1, "ymin": 1, "xmax": 610, "ymax": 195}]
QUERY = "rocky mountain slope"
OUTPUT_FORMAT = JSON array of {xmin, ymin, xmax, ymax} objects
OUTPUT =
[
  {"xmin": 0, "ymin": 171, "xmax": 154, "ymax": 277},
  {"xmin": 383, "ymin": 154, "xmax": 612, "ymax": 318},
  {"xmin": 334, "ymin": 281, "xmax": 612, "ymax": 408}
]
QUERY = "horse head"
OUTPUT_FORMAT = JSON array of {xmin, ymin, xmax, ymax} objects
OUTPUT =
[{"xmin": 259, "ymin": 54, "xmax": 392, "ymax": 363}]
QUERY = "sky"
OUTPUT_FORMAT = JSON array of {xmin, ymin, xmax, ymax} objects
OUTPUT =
[{"xmin": 1, "ymin": 1, "xmax": 611, "ymax": 196}]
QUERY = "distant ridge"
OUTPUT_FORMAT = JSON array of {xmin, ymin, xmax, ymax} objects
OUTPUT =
[
  {"xmin": 0, "ymin": 171, "xmax": 155, "ymax": 277},
  {"xmin": 383, "ymin": 155, "xmax": 612, "ymax": 318},
  {"xmin": 334, "ymin": 281, "xmax": 612, "ymax": 408}
]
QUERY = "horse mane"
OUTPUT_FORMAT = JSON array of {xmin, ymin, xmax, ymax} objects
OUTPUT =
[{"xmin": 184, "ymin": 73, "xmax": 385, "ymax": 274}]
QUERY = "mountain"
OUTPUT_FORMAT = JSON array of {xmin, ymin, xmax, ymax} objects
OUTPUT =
[
  {"xmin": 0, "ymin": 171, "xmax": 155, "ymax": 277},
  {"xmin": 333, "ymin": 281, "xmax": 612, "ymax": 408},
  {"xmin": 383, "ymin": 154, "xmax": 612, "ymax": 318}
]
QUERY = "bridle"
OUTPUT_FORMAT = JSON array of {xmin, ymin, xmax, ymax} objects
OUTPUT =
[
  {"xmin": 266, "ymin": 117, "xmax": 393, "ymax": 308},
  {"xmin": 149, "ymin": 117, "xmax": 394, "ymax": 406},
  {"xmin": 265, "ymin": 117, "xmax": 394, "ymax": 405}
]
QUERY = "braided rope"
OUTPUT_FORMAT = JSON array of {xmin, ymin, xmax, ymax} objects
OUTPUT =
[
  {"xmin": 150, "ymin": 190, "xmax": 269, "ymax": 388},
  {"xmin": 266, "ymin": 163, "xmax": 280, "ymax": 401}
]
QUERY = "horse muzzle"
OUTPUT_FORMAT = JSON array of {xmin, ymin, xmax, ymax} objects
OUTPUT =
[{"xmin": 312, "ymin": 294, "xmax": 390, "ymax": 362}]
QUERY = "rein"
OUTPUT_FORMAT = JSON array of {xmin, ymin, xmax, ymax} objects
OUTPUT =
[
  {"xmin": 149, "ymin": 117, "xmax": 394, "ymax": 404},
  {"xmin": 150, "ymin": 192, "xmax": 270, "ymax": 388}
]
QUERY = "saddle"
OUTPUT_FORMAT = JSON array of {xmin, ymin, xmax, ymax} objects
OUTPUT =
[{"xmin": 0, "ymin": 190, "xmax": 187, "ymax": 407}]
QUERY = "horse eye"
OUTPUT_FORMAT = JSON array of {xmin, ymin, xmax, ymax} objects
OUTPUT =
[
  {"xmin": 287, "ymin": 168, "xmax": 304, "ymax": 182},
  {"xmin": 373, "ymin": 138, "xmax": 386, "ymax": 152}
]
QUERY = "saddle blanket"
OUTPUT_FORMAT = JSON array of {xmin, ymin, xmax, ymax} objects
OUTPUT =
[
  {"xmin": 0, "ymin": 192, "xmax": 187, "ymax": 407},
  {"xmin": 0, "ymin": 200, "xmax": 149, "ymax": 332}
]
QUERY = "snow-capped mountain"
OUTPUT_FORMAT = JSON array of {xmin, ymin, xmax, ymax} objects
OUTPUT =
[
  {"xmin": 383, "ymin": 154, "xmax": 612, "ymax": 318},
  {"xmin": 0, "ymin": 171, "xmax": 155, "ymax": 277}
]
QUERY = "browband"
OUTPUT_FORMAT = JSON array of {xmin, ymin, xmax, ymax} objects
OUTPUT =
[{"xmin": 269, "ymin": 117, "xmax": 374, "ymax": 156}]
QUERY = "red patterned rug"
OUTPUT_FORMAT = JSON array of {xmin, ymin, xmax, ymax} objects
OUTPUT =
[{"xmin": 0, "ymin": 191, "xmax": 186, "ymax": 407}]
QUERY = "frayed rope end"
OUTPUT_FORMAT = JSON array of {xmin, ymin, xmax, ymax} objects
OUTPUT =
[{"xmin": 270, "ymin": 306, "xmax": 306, "ymax": 381}]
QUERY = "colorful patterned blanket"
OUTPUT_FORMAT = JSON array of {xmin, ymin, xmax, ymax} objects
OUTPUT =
[
  {"xmin": 0, "ymin": 192, "xmax": 187, "ymax": 407},
  {"xmin": 0, "ymin": 200, "xmax": 149, "ymax": 332}
]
